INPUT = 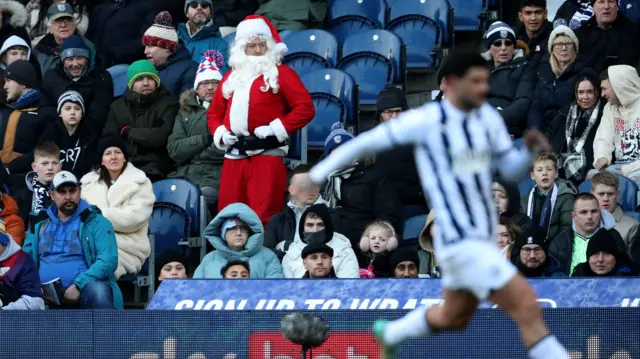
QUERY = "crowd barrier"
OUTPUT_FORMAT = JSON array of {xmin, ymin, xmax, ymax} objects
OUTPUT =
[
  {"xmin": 147, "ymin": 278, "xmax": 640, "ymax": 310},
  {"xmin": 1, "ymin": 309, "xmax": 638, "ymax": 358}
]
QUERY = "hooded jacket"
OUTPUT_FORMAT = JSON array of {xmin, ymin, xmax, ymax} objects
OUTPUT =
[
  {"xmin": 521, "ymin": 178, "xmax": 577, "ymax": 240},
  {"xmin": 193, "ymin": 203, "xmax": 283, "ymax": 278},
  {"xmin": 593, "ymin": 65, "xmax": 640, "ymax": 175},
  {"xmin": 156, "ymin": 44, "xmax": 198, "ymax": 100},
  {"xmin": 499, "ymin": 181, "xmax": 533, "ymax": 232},
  {"xmin": 0, "ymin": 33, "xmax": 41, "ymax": 94},
  {"xmin": 281, "ymin": 204, "xmax": 359, "ymax": 279},
  {"xmin": 0, "ymin": 235, "xmax": 43, "ymax": 310},
  {"xmin": 0, "ymin": 192, "xmax": 24, "ymax": 246},
  {"xmin": 80, "ymin": 163, "xmax": 154, "ymax": 279},
  {"xmin": 548, "ymin": 209, "xmax": 628, "ymax": 275},
  {"xmin": 23, "ymin": 202, "xmax": 123, "ymax": 309},
  {"xmin": 104, "ymin": 85, "xmax": 178, "ymax": 180},
  {"xmin": 177, "ymin": 22, "xmax": 230, "ymax": 72},
  {"xmin": 40, "ymin": 38, "xmax": 113, "ymax": 132},
  {"xmin": 39, "ymin": 116, "xmax": 100, "ymax": 177},
  {"xmin": 485, "ymin": 50, "xmax": 536, "ymax": 138},
  {"xmin": 167, "ymin": 90, "xmax": 224, "ymax": 188},
  {"xmin": 0, "ymin": 35, "xmax": 31, "ymax": 67}
]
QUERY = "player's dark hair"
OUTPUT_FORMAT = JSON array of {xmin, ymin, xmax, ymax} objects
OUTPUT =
[
  {"xmin": 574, "ymin": 192, "xmax": 598, "ymax": 208},
  {"xmin": 220, "ymin": 259, "xmax": 250, "ymax": 277},
  {"xmin": 436, "ymin": 51, "xmax": 488, "ymax": 85},
  {"xmin": 520, "ymin": 0, "xmax": 546, "ymax": 10}
]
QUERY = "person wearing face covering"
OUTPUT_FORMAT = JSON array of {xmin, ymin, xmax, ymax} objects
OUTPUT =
[{"xmin": 281, "ymin": 204, "xmax": 359, "ymax": 278}]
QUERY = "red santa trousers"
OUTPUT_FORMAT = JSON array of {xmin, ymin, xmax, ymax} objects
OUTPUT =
[{"xmin": 218, "ymin": 155, "xmax": 287, "ymax": 225}]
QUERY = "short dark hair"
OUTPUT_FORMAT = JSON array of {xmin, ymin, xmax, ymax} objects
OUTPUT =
[
  {"xmin": 574, "ymin": 192, "xmax": 598, "ymax": 208},
  {"xmin": 437, "ymin": 51, "xmax": 488, "ymax": 85},
  {"xmin": 33, "ymin": 141, "xmax": 60, "ymax": 160},
  {"xmin": 289, "ymin": 164, "xmax": 311, "ymax": 185},
  {"xmin": 520, "ymin": 0, "xmax": 546, "ymax": 10},
  {"xmin": 220, "ymin": 259, "xmax": 250, "ymax": 277}
]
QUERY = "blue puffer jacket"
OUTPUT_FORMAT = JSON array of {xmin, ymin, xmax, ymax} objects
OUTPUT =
[
  {"xmin": 194, "ymin": 203, "xmax": 284, "ymax": 279},
  {"xmin": 157, "ymin": 44, "xmax": 199, "ymax": 99},
  {"xmin": 22, "ymin": 202, "xmax": 124, "ymax": 309},
  {"xmin": 177, "ymin": 23, "xmax": 230, "ymax": 73}
]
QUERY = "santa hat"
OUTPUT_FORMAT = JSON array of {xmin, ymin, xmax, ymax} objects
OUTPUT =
[
  {"xmin": 235, "ymin": 15, "xmax": 288, "ymax": 55},
  {"xmin": 142, "ymin": 11, "xmax": 179, "ymax": 52},
  {"xmin": 194, "ymin": 50, "xmax": 224, "ymax": 90}
]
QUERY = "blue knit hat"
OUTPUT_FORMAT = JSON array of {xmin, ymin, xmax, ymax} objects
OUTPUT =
[
  {"xmin": 485, "ymin": 21, "xmax": 516, "ymax": 47},
  {"xmin": 324, "ymin": 122, "xmax": 354, "ymax": 158},
  {"xmin": 60, "ymin": 36, "xmax": 90, "ymax": 61}
]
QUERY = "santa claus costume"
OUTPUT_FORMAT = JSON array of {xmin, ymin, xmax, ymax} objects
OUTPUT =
[{"xmin": 207, "ymin": 15, "xmax": 314, "ymax": 225}]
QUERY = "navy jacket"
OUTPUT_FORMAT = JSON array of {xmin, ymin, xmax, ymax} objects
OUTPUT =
[{"xmin": 157, "ymin": 45, "xmax": 198, "ymax": 99}]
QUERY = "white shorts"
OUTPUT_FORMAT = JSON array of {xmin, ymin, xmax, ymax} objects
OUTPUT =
[{"xmin": 439, "ymin": 239, "xmax": 517, "ymax": 300}]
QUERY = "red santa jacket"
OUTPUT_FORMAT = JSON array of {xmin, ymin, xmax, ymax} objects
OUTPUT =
[{"xmin": 207, "ymin": 64, "xmax": 315, "ymax": 153}]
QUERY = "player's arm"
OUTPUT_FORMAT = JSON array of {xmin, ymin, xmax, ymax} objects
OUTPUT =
[{"xmin": 310, "ymin": 108, "xmax": 426, "ymax": 183}]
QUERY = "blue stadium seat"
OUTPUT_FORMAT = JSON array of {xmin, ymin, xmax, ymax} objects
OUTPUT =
[
  {"xmin": 106, "ymin": 64, "xmax": 128, "ymax": 98},
  {"xmin": 279, "ymin": 29, "xmax": 296, "ymax": 40},
  {"xmin": 337, "ymin": 30, "xmax": 404, "ymax": 105},
  {"xmin": 283, "ymin": 30, "xmax": 339, "ymax": 77},
  {"xmin": 449, "ymin": 0, "xmax": 486, "ymax": 31},
  {"xmin": 518, "ymin": 177, "xmax": 536, "ymax": 198},
  {"xmin": 151, "ymin": 179, "xmax": 207, "ymax": 261},
  {"xmin": 403, "ymin": 214, "xmax": 427, "ymax": 240},
  {"xmin": 223, "ymin": 32, "xmax": 235, "ymax": 44},
  {"xmin": 300, "ymin": 69, "xmax": 359, "ymax": 147},
  {"xmin": 386, "ymin": 0, "xmax": 451, "ymax": 68},
  {"xmin": 285, "ymin": 126, "xmax": 308, "ymax": 166},
  {"xmin": 625, "ymin": 211, "xmax": 640, "ymax": 222},
  {"xmin": 579, "ymin": 175, "xmax": 639, "ymax": 211},
  {"xmin": 328, "ymin": 0, "xmax": 387, "ymax": 44}
]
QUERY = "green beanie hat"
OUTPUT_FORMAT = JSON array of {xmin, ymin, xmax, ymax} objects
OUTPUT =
[{"xmin": 127, "ymin": 60, "xmax": 160, "ymax": 89}]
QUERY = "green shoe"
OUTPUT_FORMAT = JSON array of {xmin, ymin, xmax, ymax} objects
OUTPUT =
[{"xmin": 373, "ymin": 320, "xmax": 400, "ymax": 359}]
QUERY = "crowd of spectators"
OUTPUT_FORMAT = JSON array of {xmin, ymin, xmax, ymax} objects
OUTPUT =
[{"xmin": 0, "ymin": 0, "xmax": 639, "ymax": 311}]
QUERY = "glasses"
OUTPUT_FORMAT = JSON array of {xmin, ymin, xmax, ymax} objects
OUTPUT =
[
  {"xmin": 228, "ymin": 225, "xmax": 250, "ymax": 234},
  {"xmin": 199, "ymin": 80, "xmax": 219, "ymax": 88},
  {"xmin": 382, "ymin": 108, "xmax": 403, "ymax": 116},
  {"xmin": 492, "ymin": 40, "xmax": 513, "ymax": 48},
  {"xmin": 521, "ymin": 247, "xmax": 544, "ymax": 255},
  {"xmin": 188, "ymin": 1, "xmax": 211, "ymax": 9},
  {"xmin": 553, "ymin": 42, "xmax": 575, "ymax": 50}
]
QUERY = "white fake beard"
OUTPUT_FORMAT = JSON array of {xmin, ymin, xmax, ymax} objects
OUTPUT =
[{"xmin": 222, "ymin": 41, "xmax": 280, "ymax": 98}]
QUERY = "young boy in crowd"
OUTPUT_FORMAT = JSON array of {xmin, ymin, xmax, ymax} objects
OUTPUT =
[
  {"xmin": 156, "ymin": 250, "xmax": 188, "ymax": 283},
  {"xmin": 521, "ymin": 152, "xmax": 577, "ymax": 240},
  {"xmin": 221, "ymin": 260, "xmax": 251, "ymax": 279},
  {"xmin": 15, "ymin": 142, "xmax": 62, "ymax": 233}
]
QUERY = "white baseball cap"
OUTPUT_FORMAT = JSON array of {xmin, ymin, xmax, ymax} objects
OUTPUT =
[{"xmin": 51, "ymin": 171, "xmax": 80, "ymax": 191}]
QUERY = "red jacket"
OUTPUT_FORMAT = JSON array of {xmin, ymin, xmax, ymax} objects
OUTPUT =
[{"xmin": 0, "ymin": 194, "xmax": 25, "ymax": 246}]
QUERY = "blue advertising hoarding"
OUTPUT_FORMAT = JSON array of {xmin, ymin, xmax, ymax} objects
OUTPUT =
[{"xmin": 147, "ymin": 278, "xmax": 640, "ymax": 310}]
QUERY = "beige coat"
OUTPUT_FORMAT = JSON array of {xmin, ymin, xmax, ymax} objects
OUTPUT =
[
  {"xmin": 80, "ymin": 163, "xmax": 155, "ymax": 279},
  {"xmin": 613, "ymin": 206, "xmax": 639, "ymax": 249}
]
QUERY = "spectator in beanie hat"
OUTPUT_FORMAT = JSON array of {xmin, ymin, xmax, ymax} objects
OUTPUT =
[
  {"xmin": 302, "ymin": 241, "xmax": 337, "ymax": 278},
  {"xmin": 143, "ymin": 11, "xmax": 198, "ymax": 99},
  {"xmin": 512, "ymin": 225, "xmax": 565, "ymax": 278},
  {"xmin": 372, "ymin": 86, "xmax": 409, "ymax": 124},
  {"xmin": 323, "ymin": 122, "xmax": 353, "ymax": 158},
  {"xmin": 104, "ymin": 59, "xmax": 178, "ymax": 181},
  {"xmin": 38, "ymin": 90, "xmax": 100, "ymax": 177},
  {"xmin": 389, "ymin": 247, "xmax": 420, "ymax": 278},
  {"xmin": 40, "ymin": 35, "xmax": 114, "ymax": 131},
  {"xmin": 157, "ymin": 250, "xmax": 188, "ymax": 282},
  {"xmin": 572, "ymin": 228, "xmax": 635, "ymax": 277},
  {"xmin": 0, "ymin": 219, "xmax": 44, "ymax": 310},
  {"xmin": 177, "ymin": 0, "xmax": 230, "ymax": 70}
]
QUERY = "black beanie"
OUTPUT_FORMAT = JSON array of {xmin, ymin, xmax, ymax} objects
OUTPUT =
[
  {"xmin": 586, "ymin": 229, "xmax": 621, "ymax": 259},
  {"xmin": 156, "ymin": 249, "xmax": 186, "ymax": 273},
  {"xmin": 5, "ymin": 60, "xmax": 38, "ymax": 89},
  {"xmin": 97, "ymin": 135, "xmax": 129, "ymax": 164},
  {"xmin": 514, "ymin": 224, "xmax": 548, "ymax": 254},
  {"xmin": 302, "ymin": 241, "xmax": 334, "ymax": 258},
  {"xmin": 299, "ymin": 204, "xmax": 334, "ymax": 243},
  {"xmin": 373, "ymin": 86, "xmax": 409, "ymax": 123},
  {"xmin": 389, "ymin": 247, "xmax": 420, "ymax": 271}
]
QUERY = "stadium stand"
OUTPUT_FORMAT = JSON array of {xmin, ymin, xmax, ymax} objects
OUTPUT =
[
  {"xmin": 403, "ymin": 214, "xmax": 427, "ymax": 240},
  {"xmin": 579, "ymin": 175, "xmax": 640, "ymax": 211},
  {"xmin": 328, "ymin": 0, "xmax": 387, "ymax": 43},
  {"xmin": 283, "ymin": 29, "xmax": 339, "ymax": 78}
]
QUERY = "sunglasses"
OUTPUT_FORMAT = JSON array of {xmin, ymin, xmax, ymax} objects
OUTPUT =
[
  {"xmin": 492, "ymin": 40, "xmax": 514, "ymax": 48},
  {"xmin": 188, "ymin": 1, "xmax": 211, "ymax": 9}
]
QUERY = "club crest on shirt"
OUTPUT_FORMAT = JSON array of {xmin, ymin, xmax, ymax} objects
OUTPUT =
[
  {"xmin": 0, "ymin": 267, "xmax": 10, "ymax": 276},
  {"xmin": 451, "ymin": 149, "xmax": 491, "ymax": 174}
]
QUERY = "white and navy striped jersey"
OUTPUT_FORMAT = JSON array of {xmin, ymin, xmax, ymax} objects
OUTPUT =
[{"xmin": 310, "ymin": 99, "xmax": 532, "ymax": 258}]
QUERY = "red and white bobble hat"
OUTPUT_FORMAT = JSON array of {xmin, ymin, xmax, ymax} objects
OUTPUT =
[
  {"xmin": 234, "ymin": 15, "xmax": 288, "ymax": 55},
  {"xmin": 142, "ymin": 11, "xmax": 178, "ymax": 52},
  {"xmin": 194, "ymin": 49, "xmax": 225, "ymax": 89}
]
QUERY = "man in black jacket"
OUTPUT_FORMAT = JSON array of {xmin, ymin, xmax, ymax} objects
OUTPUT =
[
  {"xmin": 512, "ymin": 226, "xmax": 565, "ymax": 278},
  {"xmin": 549, "ymin": 193, "xmax": 628, "ymax": 275},
  {"xmin": 575, "ymin": 0, "xmax": 640, "ymax": 73},
  {"xmin": 40, "ymin": 36, "xmax": 113, "ymax": 133},
  {"xmin": 516, "ymin": 0, "xmax": 553, "ymax": 69}
]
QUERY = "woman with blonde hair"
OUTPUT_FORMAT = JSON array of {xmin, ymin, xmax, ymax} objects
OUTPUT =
[{"xmin": 527, "ymin": 24, "xmax": 590, "ymax": 134}]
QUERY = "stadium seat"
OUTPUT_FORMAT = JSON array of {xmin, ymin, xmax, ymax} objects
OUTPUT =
[
  {"xmin": 386, "ymin": 0, "xmax": 452, "ymax": 68},
  {"xmin": 106, "ymin": 64, "xmax": 128, "ymax": 98},
  {"xmin": 518, "ymin": 177, "xmax": 536, "ymax": 198},
  {"xmin": 151, "ymin": 179, "xmax": 207, "ymax": 261},
  {"xmin": 223, "ymin": 32, "xmax": 235, "ymax": 44},
  {"xmin": 279, "ymin": 29, "xmax": 296, "ymax": 40},
  {"xmin": 283, "ymin": 30, "xmax": 339, "ymax": 77},
  {"xmin": 579, "ymin": 175, "xmax": 639, "ymax": 211},
  {"xmin": 337, "ymin": 30, "xmax": 404, "ymax": 105},
  {"xmin": 625, "ymin": 211, "xmax": 640, "ymax": 222},
  {"xmin": 328, "ymin": 0, "xmax": 387, "ymax": 44},
  {"xmin": 300, "ymin": 69, "xmax": 359, "ymax": 147},
  {"xmin": 403, "ymin": 214, "xmax": 427, "ymax": 240},
  {"xmin": 449, "ymin": 0, "xmax": 486, "ymax": 31},
  {"xmin": 285, "ymin": 126, "xmax": 308, "ymax": 166}
]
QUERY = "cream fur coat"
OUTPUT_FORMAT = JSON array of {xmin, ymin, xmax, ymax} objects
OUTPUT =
[{"xmin": 81, "ymin": 163, "xmax": 155, "ymax": 279}]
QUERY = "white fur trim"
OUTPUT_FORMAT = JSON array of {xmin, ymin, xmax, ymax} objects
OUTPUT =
[
  {"xmin": 275, "ymin": 42, "xmax": 288, "ymax": 55},
  {"xmin": 228, "ymin": 75, "xmax": 258, "ymax": 137},
  {"xmin": 213, "ymin": 125, "xmax": 230, "ymax": 150},
  {"xmin": 269, "ymin": 118, "xmax": 288, "ymax": 142},
  {"xmin": 194, "ymin": 69, "xmax": 222, "ymax": 90},
  {"xmin": 236, "ymin": 18, "xmax": 272, "ymax": 42},
  {"xmin": 0, "ymin": 0, "xmax": 29, "ymax": 28}
]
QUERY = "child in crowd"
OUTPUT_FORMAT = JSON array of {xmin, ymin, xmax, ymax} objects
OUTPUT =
[
  {"xmin": 14, "ymin": 141, "xmax": 62, "ymax": 233},
  {"xmin": 221, "ymin": 260, "xmax": 250, "ymax": 279},
  {"xmin": 0, "ymin": 35, "xmax": 31, "ymax": 89},
  {"xmin": 521, "ymin": 152, "xmax": 576, "ymax": 240},
  {"xmin": 497, "ymin": 216, "xmax": 521, "ymax": 259},
  {"xmin": 156, "ymin": 250, "xmax": 188, "ymax": 283},
  {"xmin": 358, "ymin": 220, "xmax": 398, "ymax": 278},
  {"xmin": 39, "ymin": 91, "xmax": 99, "ymax": 177}
]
